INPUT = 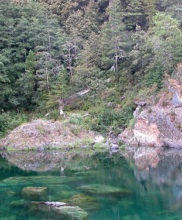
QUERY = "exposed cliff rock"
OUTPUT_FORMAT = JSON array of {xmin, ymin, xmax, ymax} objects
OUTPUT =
[{"xmin": 120, "ymin": 64, "xmax": 182, "ymax": 169}]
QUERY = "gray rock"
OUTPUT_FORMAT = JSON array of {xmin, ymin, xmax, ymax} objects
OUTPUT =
[
  {"xmin": 110, "ymin": 144, "xmax": 119, "ymax": 150},
  {"xmin": 31, "ymin": 201, "xmax": 88, "ymax": 220}
]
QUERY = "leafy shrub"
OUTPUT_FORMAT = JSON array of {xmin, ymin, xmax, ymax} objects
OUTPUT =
[
  {"xmin": 143, "ymin": 66, "xmax": 164, "ymax": 89},
  {"xmin": 88, "ymin": 106, "xmax": 133, "ymax": 134},
  {"xmin": 46, "ymin": 109, "xmax": 62, "ymax": 121},
  {"xmin": 63, "ymin": 114, "xmax": 84, "ymax": 126},
  {"xmin": 0, "ymin": 111, "xmax": 29, "ymax": 137},
  {"xmin": 128, "ymin": 118, "xmax": 136, "ymax": 129}
]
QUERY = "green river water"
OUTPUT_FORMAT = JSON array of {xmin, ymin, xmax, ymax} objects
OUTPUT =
[{"xmin": 0, "ymin": 149, "xmax": 181, "ymax": 220}]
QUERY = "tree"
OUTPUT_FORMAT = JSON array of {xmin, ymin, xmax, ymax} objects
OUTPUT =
[
  {"xmin": 0, "ymin": 0, "xmax": 66, "ymax": 109},
  {"xmin": 45, "ymin": 67, "xmax": 70, "ymax": 112},
  {"xmin": 18, "ymin": 50, "xmax": 37, "ymax": 108},
  {"xmin": 73, "ymin": 33, "xmax": 102, "ymax": 89},
  {"xmin": 157, "ymin": 0, "xmax": 182, "ymax": 26},
  {"xmin": 100, "ymin": 0, "xmax": 130, "ymax": 72},
  {"xmin": 0, "ymin": 54, "xmax": 11, "ymax": 110},
  {"xmin": 148, "ymin": 12, "xmax": 182, "ymax": 73},
  {"xmin": 128, "ymin": 25, "xmax": 149, "ymax": 75},
  {"xmin": 142, "ymin": 0, "xmax": 156, "ymax": 26}
]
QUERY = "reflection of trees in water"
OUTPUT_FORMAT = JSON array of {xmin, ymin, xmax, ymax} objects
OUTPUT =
[
  {"xmin": 0, "ymin": 150, "xmax": 130, "ymax": 172},
  {"xmin": 3, "ymin": 148, "xmax": 182, "ymax": 214}
]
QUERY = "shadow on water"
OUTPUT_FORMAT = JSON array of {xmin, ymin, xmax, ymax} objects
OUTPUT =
[{"xmin": 1, "ymin": 149, "xmax": 182, "ymax": 219}]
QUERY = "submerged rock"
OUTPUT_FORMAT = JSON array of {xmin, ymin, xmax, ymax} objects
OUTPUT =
[
  {"xmin": 10, "ymin": 199, "xmax": 26, "ymax": 208},
  {"xmin": 22, "ymin": 187, "xmax": 47, "ymax": 201},
  {"xmin": 78, "ymin": 184, "xmax": 131, "ymax": 196},
  {"xmin": 6, "ymin": 190, "xmax": 16, "ymax": 198},
  {"xmin": 0, "ymin": 175, "xmax": 83, "ymax": 187},
  {"xmin": 1, "ymin": 217, "xmax": 16, "ymax": 220},
  {"xmin": 56, "ymin": 190, "xmax": 78, "ymax": 200},
  {"xmin": 121, "ymin": 215, "xmax": 140, "ymax": 220},
  {"xmin": 66, "ymin": 193, "xmax": 100, "ymax": 211},
  {"xmin": 31, "ymin": 201, "xmax": 88, "ymax": 220},
  {"xmin": 118, "ymin": 199, "xmax": 134, "ymax": 208}
]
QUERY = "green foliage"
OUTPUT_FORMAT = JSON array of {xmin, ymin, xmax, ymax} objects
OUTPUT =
[
  {"xmin": 1, "ymin": 0, "xmax": 182, "ymax": 136},
  {"xmin": 45, "ymin": 67, "xmax": 70, "ymax": 110},
  {"xmin": 64, "ymin": 114, "xmax": 84, "ymax": 126},
  {"xmin": 147, "ymin": 13, "xmax": 182, "ymax": 73},
  {"xmin": 0, "ymin": 0, "xmax": 66, "ymax": 110},
  {"xmin": 46, "ymin": 109, "xmax": 62, "ymax": 121},
  {"xmin": 143, "ymin": 65, "xmax": 164, "ymax": 88},
  {"xmin": 0, "ymin": 111, "xmax": 29, "ymax": 137},
  {"xmin": 88, "ymin": 106, "xmax": 133, "ymax": 134},
  {"xmin": 128, "ymin": 118, "xmax": 137, "ymax": 129}
]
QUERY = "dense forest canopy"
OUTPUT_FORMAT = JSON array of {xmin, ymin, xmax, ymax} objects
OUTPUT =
[{"xmin": 0, "ymin": 0, "xmax": 182, "ymax": 135}]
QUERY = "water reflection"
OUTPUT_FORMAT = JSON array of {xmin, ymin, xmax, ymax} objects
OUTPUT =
[{"xmin": 1, "ymin": 149, "xmax": 182, "ymax": 219}]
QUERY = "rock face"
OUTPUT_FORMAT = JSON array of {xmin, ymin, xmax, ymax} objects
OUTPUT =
[
  {"xmin": 120, "ymin": 65, "xmax": 182, "ymax": 169},
  {"xmin": 0, "ymin": 119, "xmax": 95, "ymax": 150},
  {"xmin": 134, "ymin": 119, "xmax": 163, "ymax": 147}
]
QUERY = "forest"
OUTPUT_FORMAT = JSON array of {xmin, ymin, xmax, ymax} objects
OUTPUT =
[{"xmin": 0, "ymin": 0, "xmax": 182, "ymax": 137}]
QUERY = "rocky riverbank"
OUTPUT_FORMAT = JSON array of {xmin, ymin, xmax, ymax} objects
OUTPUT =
[
  {"xmin": 119, "ymin": 64, "xmax": 182, "ymax": 170},
  {"xmin": 1, "ymin": 65, "xmax": 182, "ymax": 171}
]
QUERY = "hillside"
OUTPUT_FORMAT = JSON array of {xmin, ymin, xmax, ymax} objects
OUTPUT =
[{"xmin": 0, "ymin": 0, "xmax": 182, "ymax": 138}]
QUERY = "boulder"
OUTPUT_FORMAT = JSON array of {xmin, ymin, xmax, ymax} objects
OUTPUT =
[
  {"xmin": 133, "ymin": 119, "xmax": 163, "ymax": 148},
  {"xmin": 94, "ymin": 135, "xmax": 105, "ymax": 143},
  {"xmin": 119, "ymin": 128, "xmax": 138, "ymax": 147},
  {"xmin": 31, "ymin": 201, "xmax": 88, "ymax": 220},
  {"xmin": 22, "ymin": 187, "xmax": 47, "ymax": 200},
  {"xmin": 0, "ymin": 119, "xmax": 96, "ymax": 150},
  {"xmin": 78, "ymin": 184, "xmax": 131, "ymax": 196}
]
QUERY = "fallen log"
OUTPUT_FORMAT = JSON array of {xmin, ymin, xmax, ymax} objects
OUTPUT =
[{"xmin": 57, "ymin": 88, "xmax": 90, "ymax": 115}]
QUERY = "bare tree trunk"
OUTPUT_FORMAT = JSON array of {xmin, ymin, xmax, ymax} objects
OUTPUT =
[
  {"xmin": 57, "ymin": 89, "xmax": 90, "ymax": 116},
  {"xmin": 45, "ymin": 53, "xmax": 50, "ymax": 92},
  {"xmin": 59, "ymin": 105, "xmax": 64, "ymax": 115}
]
